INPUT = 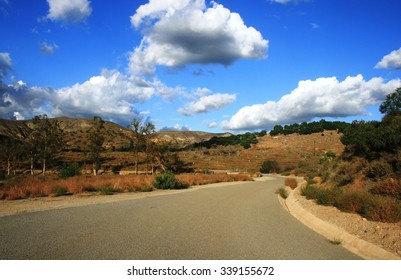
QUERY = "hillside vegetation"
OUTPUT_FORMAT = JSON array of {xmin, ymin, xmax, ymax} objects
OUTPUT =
[{"xmin": 300, "ymin": 88, "xmax": 401, "ymax": 222}]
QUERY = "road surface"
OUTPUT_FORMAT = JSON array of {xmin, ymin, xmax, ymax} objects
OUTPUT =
[{"xmin": 0, "ymin": 176, "xmax": 360, "ymax": 259}]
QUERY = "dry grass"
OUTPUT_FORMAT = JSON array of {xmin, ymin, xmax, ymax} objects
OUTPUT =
[
  {"xmin": 177, "ymin": 173, "xmax": 252, "ymax": 186},
  {"xmin": 284, "ymin": 178, "xmax": 298, "ymax": 189},
  {"xmin": 0, "ymin": 173, "xmax": 253, "ymax": 200}
]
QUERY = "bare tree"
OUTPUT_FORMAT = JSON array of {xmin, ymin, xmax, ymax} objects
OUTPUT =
[
  {"xmin": 128, "ymin": 116, "xmax": 155, "ymax": 174},
  {"xmin": 28, "ymin": 115, "xmax": 64, "ymax": 176},
  {"xmin": 87, "ymin": 116, "xmax": 105, "ymax": 176}
]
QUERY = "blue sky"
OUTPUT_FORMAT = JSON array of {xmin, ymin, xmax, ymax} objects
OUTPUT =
[{"xmin": 1, "ymin": 0, "xmax": 401, "ymax": 132}]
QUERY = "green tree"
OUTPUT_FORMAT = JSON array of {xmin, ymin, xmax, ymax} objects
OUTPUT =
[
  {"xmin": 29, "ymin": 115, "xmax": 64, "ymax": 176},
  {"xmin": 379, "ymin": 87, "xmax": 401, "ymax": 117},
  {"xmin": 87, "ymin": 116, "xmax": 105, "ymax": 176},
  {"xmin": 270, "ymin": 125, "xmax": 283, "ymax": 136}
]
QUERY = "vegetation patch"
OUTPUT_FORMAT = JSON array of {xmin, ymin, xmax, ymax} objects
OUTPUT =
[
  {"xmin": 277, "ymin": 187, "xmax": 288, "ymax": 199},
  {"xmin": 153, "ymin": 171, "xmax": 188, "ymax": 190},
  {"xmin": 284, "ymin": 178, "xmax": 298, "ymax": 189}
]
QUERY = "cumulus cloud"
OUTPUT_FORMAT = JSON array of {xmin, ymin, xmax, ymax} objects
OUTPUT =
[
  {"xmin": 52, "ymin": 70, "xmax": 154, "ymax": 122},
  {"xmin": 222, "ymin": 75, "xmax": 401, "ymax": 131},
  {"xmin": 40, "ymin": 42, "xmax": 58, "ymax": 55},
  {"xmin": 129, "ymin": 0, "xmax": 268, "ymax": 75},
  {"xmin": 46, "ymin": 0, "xmax": 92, "ymax": 24},
  {"xmin": 375, "ymin": 47, "xmax": 401, "ymax": 70},
  {"xmin": 179, "ymin": 92, "xmax": 236, "ymax": 116},
  {"xmin": 0, "ymin": 52, "xmax": 12, "ymax": 79},
  {"xmin": 1, "ymin": 67, "xmax": 156, "ymax": 123},
  {"xmin": 159, "ymin": 124, "xmax": 192, "ymax": 131}
]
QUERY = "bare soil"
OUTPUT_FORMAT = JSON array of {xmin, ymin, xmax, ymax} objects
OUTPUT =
[{"xmin": 294, "ymin": 185, "xmax": 401, "ymax": 257}]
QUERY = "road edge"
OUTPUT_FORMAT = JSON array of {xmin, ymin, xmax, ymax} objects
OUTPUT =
[{"xmin": 281, "ymin": 186, "xmax": 401, "ymax": 260}]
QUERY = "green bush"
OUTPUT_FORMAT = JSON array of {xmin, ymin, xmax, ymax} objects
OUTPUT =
[
  {"xmin": 260, "ymin": 160, "xmax": 279, "ymax": 173},
  {"xmin": 277, "ymin": 187, "xmax": 288, "ymax": 199},
  {"xmin": 59, "ymin": 163, "xmax": 81, "ymax": 179},
  {"xmin": 99, "ymin": 186, "xmax": 120, "ymax": 195},
  {"xmin": 153, "ymin": 171, "xmax": 188, "ymax": 190}
]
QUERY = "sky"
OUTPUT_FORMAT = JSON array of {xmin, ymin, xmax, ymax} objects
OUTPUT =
[{"xmin": 1, "ymin": 0, "xmax": 401, "ymax": 133}]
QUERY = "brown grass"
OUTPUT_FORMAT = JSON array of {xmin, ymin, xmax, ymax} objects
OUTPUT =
[
  {"xmin": 0, "ymin": 173, "xmax": 253, "ymax": 200},
  {"xmin": 284, "ymin": 178, "xmax": 298, "ymax": 189},
  {"xmin": 177, "ymin": 173, "xmax": 252, "ymax": 186}
]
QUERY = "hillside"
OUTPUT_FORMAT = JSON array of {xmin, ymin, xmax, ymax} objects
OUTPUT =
[
  {"xmin": 179, "ymin": 130, "xmax": 345, "ymax": 173},
  {"xmin": 0, "ymin": 117, "xmax": 231, "ymax": 150}
]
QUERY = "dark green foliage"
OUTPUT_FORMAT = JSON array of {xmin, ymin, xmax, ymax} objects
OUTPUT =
[
  {"xmin": 277, "ymin": 187, "xmax": 288, "ymax": 199},
  {"xmin": 59, "ymin": 163, "xmax": 81, "ymax": 178},
  {"xmin": 195, "ymin": 132, "xmax": 259, "ymax": 149},
  {"xmin": 379, "ymin": 87, "xmax": 401, "ymax": 116},
  {"xmin": 260, "ymin": 159, "xmax": 279, "ymax": 173},
  {"xmin": 269, "ymin": 119, "xmax": 349, "ymax": 136},
  {"xmin": 269, "ymin": 125, "xmax": 283, "ymax": 136},
  {"xmin": 153, "ymin": 171, "xmax": 188, "ymax": 190}
]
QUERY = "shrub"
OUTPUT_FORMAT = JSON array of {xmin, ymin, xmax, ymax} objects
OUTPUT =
[
  {"xmin": 59, "ymin": 163, "xmax": 81, "ymax": 179},
  {"xmin": 370, "ymin": 178, "xmax": 401, "ymax": 199},
  {"xmin": 366, "ymin": 159, "xmax": 393, "ymax": 180},
  {"xmin": 153, "ymin": 171, "xmax": 188, "ymax": 190},
  {"xmin": 277, "ymin": 187, "xmax": 288, "ymax": 199},
  {"xmin": 51, "ymin": 185, "xmax": 68, "ymax": 197},
  {"xmin": 284, "ymin": 178, "xmax": 298, "ymax": 189},
  {"xmin": 99, "ymin": 186, "xmax": 120, "ymax": 195},
  {"xmin": 260, "ymin": 160, "xmax": 279, "ymax": 173}
]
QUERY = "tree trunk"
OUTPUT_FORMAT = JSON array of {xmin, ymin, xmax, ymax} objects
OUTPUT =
[
  {"xmin": 42, "ymin": 158, "xmax": 46, "ymax": 176},
  {"xmin": 7, "ymin": 159, "xmax": 10, "ymax": 176},
  {"xmin": 30, "ymin": 156, "xmax": 34, "ymax": 175}
]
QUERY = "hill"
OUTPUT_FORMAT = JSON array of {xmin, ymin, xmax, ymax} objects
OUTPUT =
[{"xmin": 0, "ymin": 117, "xmax": 231, "ymax": 150}]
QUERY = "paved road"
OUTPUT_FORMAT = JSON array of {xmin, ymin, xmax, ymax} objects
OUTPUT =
[{"xmin": 0, "ymin": 176, "xmax": 360, "ymax": 259}]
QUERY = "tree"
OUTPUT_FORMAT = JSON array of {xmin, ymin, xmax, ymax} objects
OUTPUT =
[
  {"xmin": 87, "ymin": 116, "xmax": 105, "ymax": 176},
  {"xmin": 379, "ymin": 87, "xmax": 401, "ymax": 117},
  {"xmin": 128, "ymin": 116, "xmax": 155, "ymax": 174},
  {"xmin": 270, "ymin": 125, "xmax": 283, "ymax": 136},
  {"xmin": 0, "ymin": 137, "xmax": 18, "ymax": 176},
  {"xmin": 29, "ymin": 115, "xmax": 64, "ymax": 176}
]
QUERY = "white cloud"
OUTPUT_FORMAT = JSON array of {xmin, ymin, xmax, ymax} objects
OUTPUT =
[
  {"xmin": 46, "ymin": 0, "xmax": 92, "ymax": 24},
  {"xmin": 375, "ymin": 47, "xmax": 401, "ymax": 70},
  {"xmin": 53, "ymin": 70, "xmax": 154, "ymax": 122},
  {"xmin": 1, "ymin": 70, "xmax": 155, "ymax": 123},
  {"xmin": 129, "ymin": 0, "xmax": 268, "ymax": 75},
  {"xmin": 222, "ymin": 75, "xmax": 401, "ymax": 131},
  {"xmin": 0, "ymin": 52, "xmax": 12, "ymax": 79},
  {"xmin": 152, "ymin": 78, "xmax": 186, "ymax": 102},
  {"xmin": 40, "ymin": 42, "xmax": 58, "ymax": 55},
  {"xmin": 179, "ymin": 92, "xmax": 236, "ymax": 116},
  {"xmin": 207, "ymin": 121, "xmax": 218, "ymax": 128},
  {"xmin": 160, "ymin": 124, "xmax": 191, "ymax": 131}
]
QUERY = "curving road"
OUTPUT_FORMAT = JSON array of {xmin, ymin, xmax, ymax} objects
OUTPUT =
[{"xmin": 0, "ymin": 176, "xmax": 360, "ymax": 260}]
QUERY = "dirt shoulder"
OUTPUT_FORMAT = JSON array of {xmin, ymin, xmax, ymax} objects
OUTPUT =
[
  {"xmin": 0, "ymin": 181, "xmax": 248, "ymax": 218},
  {"xmin": 293, "ymin": 185, "xmax": 401, "ymax": 258}
]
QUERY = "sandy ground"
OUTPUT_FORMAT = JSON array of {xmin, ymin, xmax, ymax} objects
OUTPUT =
[
  {"xmin": 1, "ymin": 177, "xmax": 400, "ymax": 258},
  {"xmin": 293, "ymin": 186, "xmax": 401, "ymax": 258}
]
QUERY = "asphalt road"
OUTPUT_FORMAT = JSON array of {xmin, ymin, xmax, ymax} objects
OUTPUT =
[{"xmin": 0, "ymin": 176, "xmax": 360, "ymax": 259}]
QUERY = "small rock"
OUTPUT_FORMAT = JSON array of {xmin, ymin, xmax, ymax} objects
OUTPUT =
[{"xmin": 362, "ymin": 218, "xmax": 367, "ymax": 221}]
